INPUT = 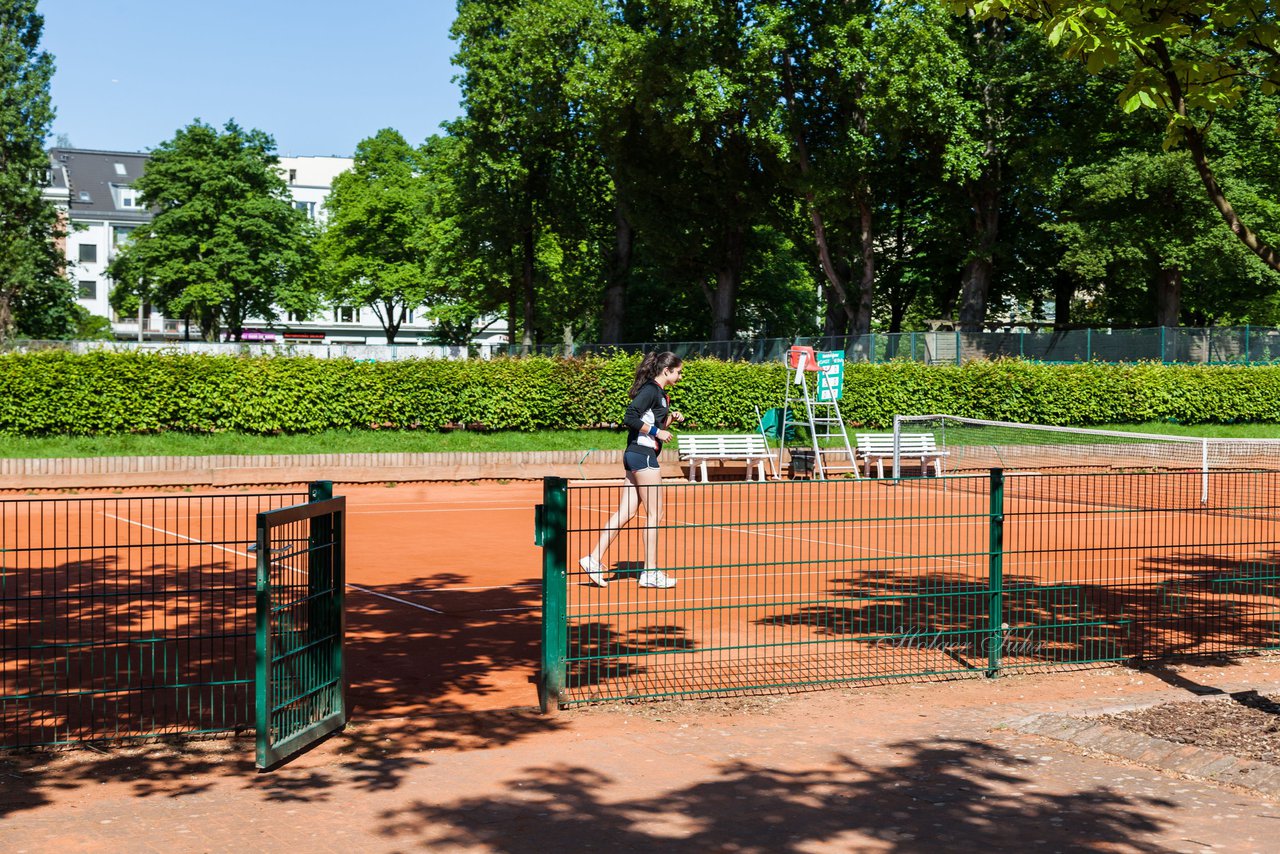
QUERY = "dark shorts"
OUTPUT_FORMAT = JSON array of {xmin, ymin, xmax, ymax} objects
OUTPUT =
[{"xmin": 623, "ymin": 449, "xmax": 660, "ymax": 472}]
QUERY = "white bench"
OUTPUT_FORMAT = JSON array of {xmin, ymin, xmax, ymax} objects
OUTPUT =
[
  {"xmin": 678, "ymin": 434, "xmax": 772, "ymax": 482},
  {"xmin": 855, "ymin": 433, "xmax": 948, "ymax": 478}
]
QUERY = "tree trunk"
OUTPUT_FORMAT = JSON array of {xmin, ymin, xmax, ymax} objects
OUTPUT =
[
  {"xmin": 822, "ymin": 284, "xmax": 850, "ymax": 340},
  {"xmin": 958, "ymin": 182, "xmax": 1000, "ymax": 333},
  {"xmin": 1052, "ymin": 271, "xmax": 1074, "ymax": 329},
  {"xmin": 382, "ymin": 301, "xmax": 404, "ymax": 344},
  {"xmin": 0, "ymin": 290, "xmax": 13, "ymax": 342},
  {"xmin": 1154, "ymin": 266, "xmax": 1181, "ymax": 327},
  {"xmin": 521, "ymin": 223, "xmax": 535, "ymax": 354},
  {"xmin": 1151, "ymin": 39, "xmax": 1280, "ymax": 274},
  {"xmin": 709, "ymin": 226, "xmax": 745, "ymax": 341},
  {"xmin": 780, "ymin": 50, "xmax": 859, "ymax": 339},
  {"xmin": 600, "ymin": 204, "xmax": 633, "ymax": 345},
  {"xmin": 854, "ymin": 191, "xmax": 874, "ymax": 337}
]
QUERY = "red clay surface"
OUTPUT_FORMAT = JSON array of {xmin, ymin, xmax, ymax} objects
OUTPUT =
[
  {"xmin": 2, "ymin": 478, "xmax": 1280, "ymax": 850},
  {"xmin": 339, "ymin": 480, "xmax": 546, "ymax": 717}
]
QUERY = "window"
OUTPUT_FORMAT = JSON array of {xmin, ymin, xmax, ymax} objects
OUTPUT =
[
  {"xmin": 293, "ymin": 200, "xmax": 316, "ymax": 219},
  {"xmin": 113, "ymin": 163, "xmax": 127, "ymax": 176},
  {"xmin": 115, "ymin": 186, "xmax": 140, "ymax": 209},
  {"xmin": 112, "ymin": 226, "xmax": 134, "ymax": 246},
  {"xmin": 288, "ymin": 169, "xmax": 297, "ymax": 183},
  {"xmin": 337, "ymin": 306, "xmax": 356, "ymax": 323},
  {"xmin": 78, "ymin": 280, "xmax": 96, "ymax": 300},
  {"xmin": 78, "ymin": 191, "xmax": 91, "ymax": 202},
  {"xmin": 78, "ymin": 244, "xmax": 97, "ymax": 263},
  {"xmin": 287, "ymin": 310, "xmax": 308, "ymax": 322}
]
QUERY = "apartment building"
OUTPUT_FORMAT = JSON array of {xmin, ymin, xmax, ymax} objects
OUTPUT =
[{"xmin": 45, "ymin": 147, "xmax": 507, "ymax": 348}]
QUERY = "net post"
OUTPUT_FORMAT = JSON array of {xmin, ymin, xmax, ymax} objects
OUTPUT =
[
  {"xmin": 1201, "ymin": 440, "xmax": 1209, "ymax": 505},
  {"xmin": 539, "ymin": 476, "xmax": 568, "ymax": 713},
  {"xmin": 987, "ymin": 468, "xmax": 1005, "ymax": 678},
  {"xmin": 892, "ymin": 414, "xmax": 902, "ymax": 480}
]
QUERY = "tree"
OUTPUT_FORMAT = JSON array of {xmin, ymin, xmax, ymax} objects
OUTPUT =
[
  {"xmin": 451, "ymin": 0, "xmax": 609, "ymax": 351},
  {"xmin": 0, "ymin": 1, "xmax": 66, "ymax": 340},
  {"xmin": 958, "ymin": 0, "xmax": 1280, "ymax": 275},
  {"xmin": 318, "ymin": 129, "xmax": 432, "ymax": 344},
  {"xmin": 108, "ymin": 120, "xmax": 319, "ymax": 341}
]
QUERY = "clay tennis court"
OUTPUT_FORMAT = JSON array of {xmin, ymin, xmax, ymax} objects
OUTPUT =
[
  {"xmin": 2, "ymin": 468, "xmax": 1277, "ymax": 738},
  {"xmin": 4, "ymin": 474, "xmax": 1280, "ymax": 854}
]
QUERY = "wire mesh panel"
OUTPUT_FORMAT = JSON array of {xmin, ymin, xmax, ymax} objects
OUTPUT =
[
  {"xmin": 1001, "ymin": 470, "xmax": 1280, "ymax": 669},
  {"xmin": 539, "ymin": 469, "xmax": 1280, "ymax": 705},
  {"xmin": 254, "ymin": 491, "xmax": 346, "ymax": 769},
  {"xmin": 0, "ymin": 490, "xmax": 306, "ymax": 748},
  {"xmin": 544, "ymin": 476, "xmax": 996, "ymax": 704}
]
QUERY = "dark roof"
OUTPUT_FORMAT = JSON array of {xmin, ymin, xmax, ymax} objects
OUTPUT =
[{"xmin": 47, "ymin": 147, "xmax": 153, "ymax": 222}]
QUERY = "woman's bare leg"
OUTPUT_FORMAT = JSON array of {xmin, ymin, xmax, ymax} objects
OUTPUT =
[
  {"xmin": 632, "ymin": 466, "xmax": 664, "ymax": 570},
  {"xmin": 588, "ymin": 473, "xmax": 641, "ymax": 564}
]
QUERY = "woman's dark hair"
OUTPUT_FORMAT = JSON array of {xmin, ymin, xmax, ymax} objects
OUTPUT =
[{"xmin": 629, "ymin": 351, "xmax": 683, "ymax": 398}]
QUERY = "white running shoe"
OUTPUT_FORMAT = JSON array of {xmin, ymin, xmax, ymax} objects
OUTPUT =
[
  {"xmin": 638, "ymin": 570, "xmax": 676, "ymax": 589},
  {"xmin": 578, "ymin": 556, "xmax": 608, "ymax": 587}
]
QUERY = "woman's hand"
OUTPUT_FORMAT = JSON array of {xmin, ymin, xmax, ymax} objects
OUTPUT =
[
  {"xmin": 669, "ymin": 410, "xmax": 686, "ymax": 424},
  {"xmin": 656, "ymin": 428, "xmax": 673, "ymax": 442}
]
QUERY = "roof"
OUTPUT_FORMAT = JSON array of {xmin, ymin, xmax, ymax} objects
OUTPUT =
[{"xmin": 47, "ymin": 147, "xmax": 153, "ymax": 223}]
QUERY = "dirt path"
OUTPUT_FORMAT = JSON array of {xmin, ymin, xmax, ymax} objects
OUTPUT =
[{"xmin": 3, "ymin": 658, "xmax": 1280, "ymax": 853}]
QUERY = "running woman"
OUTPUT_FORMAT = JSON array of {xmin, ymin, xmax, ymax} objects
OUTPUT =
[{"xmin": 579, "ymin": 351, "xmax": 684, "ymax": 588}]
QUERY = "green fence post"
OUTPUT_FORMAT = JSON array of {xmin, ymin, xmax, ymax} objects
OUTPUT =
[
  {"xmin": 1246, "ymin": 324, "xmax": 1251, "ymax": 364},
  {"xmin": 910, "ymin": 332, "xmax": 917, "ymax": 361},
  {"xmin": 307, "ymin": 481, "xmax": 334, "ymax": 681},
  {"xmin": 1086, "ymin": 327, "xmax": 1092, "ymax": 361},
  {"xmin": 955, "ymin": 331, "xmax": 962, "ymax": 366},
  {"xmin": 253, "ymin": 511, "xmax": 271, "ymax": 767},
  {"xmin": 538, "ymin": 476, "xmax": 568, "ymax": 712},
  {"xmin": 1160, "ymin": 326, "xmax": 1166, "ymax": 363},
  {"xmin": 987, "ymin": 468, "xmax": 1005, "ymax": 678}
]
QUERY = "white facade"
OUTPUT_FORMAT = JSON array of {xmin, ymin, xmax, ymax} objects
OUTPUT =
[{"xmin": 46, "ymin": 148, "xmax": 508, "ymax": 349}]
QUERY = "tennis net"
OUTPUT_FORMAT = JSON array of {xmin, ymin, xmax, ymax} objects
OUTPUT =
[{"xmin": 889, "ymin": 415, "xmax": 1280, "ymax": 504}]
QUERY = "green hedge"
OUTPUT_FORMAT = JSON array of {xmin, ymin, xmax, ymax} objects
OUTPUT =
[{"xmin": 3, "ymin": 350, "xmax": 1280, "ymax": 436}]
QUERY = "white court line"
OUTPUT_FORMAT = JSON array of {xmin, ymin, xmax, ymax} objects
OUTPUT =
[
  {"xmin": 102, "ymin": 511, "xmax": 251, "ymax": 559},
  {"xmin": 353, "ymin": 506, "xmax": 530, "ymax": 515},
  {"xmin": 346, "ymin": 585, "xmax": 445, "ymax": 614},
  {"xmin": 102, "ymin": 510, "xmax": 447, "ymax": 615},
  {"xmin": 349, "ymin": 497, "xmax": 539, "ymax": 508},
  {"xmin": 394, "ymin": 582, "xmax": 541, "ymax": 593}
]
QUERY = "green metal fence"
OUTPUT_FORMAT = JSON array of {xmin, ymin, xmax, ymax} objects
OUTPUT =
[
  {"xmin": 517, "ymin": 325, "xmax": 1280, "ymax": 365},
  {"xmin": 255, "ymin": 483, "xmax": 346, "ymax": 769},
  {"xmin": 537, "ymin": 469, "xmax": 1280, "ymax": 707},
  {"xmin": 0, "ymin": 484, "xmax": 342, "ymax": 754}
]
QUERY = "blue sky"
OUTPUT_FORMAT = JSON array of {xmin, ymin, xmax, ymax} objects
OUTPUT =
[{"xmin": 41, "ymin": 0, "xmax": 464, "ymax": 157}]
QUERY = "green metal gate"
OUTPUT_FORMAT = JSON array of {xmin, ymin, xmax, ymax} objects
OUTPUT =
[{"xmin": 254, "ymin": 483, "xmax": 347, "ymax": 769}]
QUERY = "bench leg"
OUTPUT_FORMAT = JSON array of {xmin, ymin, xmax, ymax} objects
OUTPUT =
[
  {"xmin": 687, "ymin": 460, "xmax": 696, "ymax": 482},
  {"xmin": 876, "ymin": 458, "xmax": 884, "ymax": 479},
  {"xmin": 700, "ymin": 460, "xmax": 708, "ymax": 483}
]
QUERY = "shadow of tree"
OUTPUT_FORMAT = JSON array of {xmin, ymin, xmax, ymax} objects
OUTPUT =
[
  {"xmin": 567, "ymin": 622, "xmax": 696, "ymax": 688},
  {"xmin": 744, "ymin": 546, "xmax": 1280, "ymax": 684},
  {"xmin": 0, "ymin": 494, "xmax": 567, "ymax": 817},
  {"xmin": 377, "ymin": 737, "xmax": 1174, "ymax": 851}
]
